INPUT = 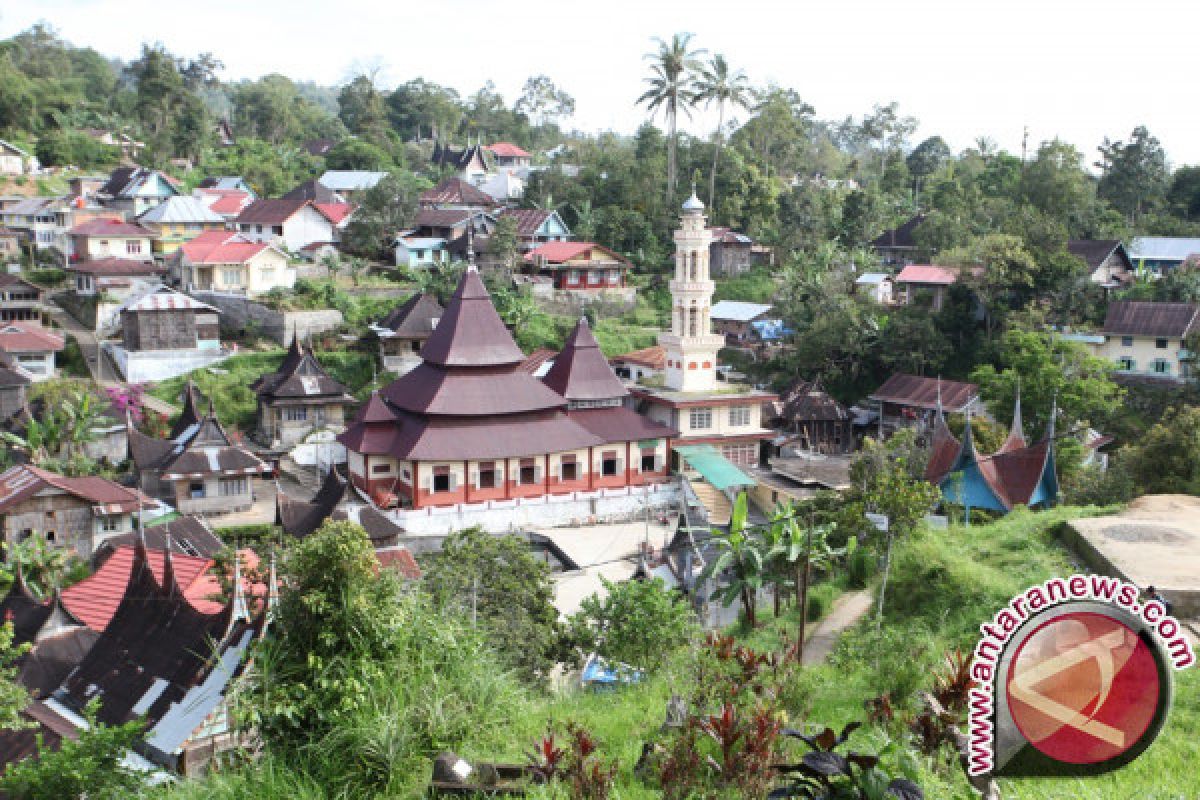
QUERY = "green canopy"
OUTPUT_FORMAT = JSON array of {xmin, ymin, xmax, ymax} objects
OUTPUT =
[{"xmin": 675, "ymin": 444, "xmax": 755, "ymax": 491}]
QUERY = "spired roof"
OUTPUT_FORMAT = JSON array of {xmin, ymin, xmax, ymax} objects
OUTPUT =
[
  {"xmin": 0, "ymin": 567, "xmax": 56, "ymax": 646},
  {"xmin": 130, "ymin": 402, "xmax": 270, "ymax": 480},
  {"xmin": 377, "ymin": 292, "xmax": 444, "ymax": 338},
  {"xmin": 1067, "ymin": 239, "xmax": 1128, "ymax": 270},
  {"xmin": 542, "ymin": 317, "xmax": 629, "ymax": 402},
  {"xmin": 383, "ymin": 363, "xmax": 569, "ymax": 416},
  {"xmin": 276, "ymin": 468, "xmax": 358, "ymax": 539},
  {"xmin": 251, "ymin": 336, "xmax": 353, "ymax": 401},
  {"xmin": 999, "ymin": 383, "xmax": 1027, "ymax": 454},
  {"xmin": 418, "ymin": 269, "xmax": 525, "ymax": 367},
  {"xmin": 169, "ymin": 381, "xmax": 205, "ymax": 439}
]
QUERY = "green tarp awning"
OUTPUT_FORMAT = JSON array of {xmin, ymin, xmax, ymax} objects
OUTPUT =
[{"xmin": 675, "ymin": 444, "xmax": 755, "ymax": 491}]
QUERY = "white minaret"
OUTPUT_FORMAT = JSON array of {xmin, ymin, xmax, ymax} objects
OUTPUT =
[{"xmin": 660, "ymin": 189, "xmax": 724, "ymax": 392}]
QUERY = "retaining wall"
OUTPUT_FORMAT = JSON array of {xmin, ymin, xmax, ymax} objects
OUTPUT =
[{"xmin": 191, "ymin": 291, "xmax": 343, "ymax": 345}]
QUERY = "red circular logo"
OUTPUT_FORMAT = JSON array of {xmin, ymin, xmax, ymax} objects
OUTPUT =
[{"xmin": 1006, "ymin": 611, "xmax": 1160, "ymax": 765}]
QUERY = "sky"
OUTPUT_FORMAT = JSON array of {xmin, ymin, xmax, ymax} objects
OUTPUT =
[{"xmin": 3, "ymin": 0, "xmax": 1200, "ymax": 164}]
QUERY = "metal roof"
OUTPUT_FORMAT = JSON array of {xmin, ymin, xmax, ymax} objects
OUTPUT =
[
  {"xmin": 709, "ymin": 300, "xmax": 773, "ymax": 322},
  {"xmin": 1129, "ymin": 237, "xmax": 1200, "ymax": 262},
  {"xmin": 318, "ymin": 170, "xmax": 387, "ymax": 191},
  {"xmin": 137, "ymin": 195, "xmax": 224, "ymax": 225},
  {"xmin": 675, "ymin": 444, "xmax": 755, "ymax": 491},
  {"xmin": 855, "ymin": 272, "xmax": 891, "ymax": 285}
]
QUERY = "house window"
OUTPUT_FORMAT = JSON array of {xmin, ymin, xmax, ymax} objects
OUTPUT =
[
  {"xmin": 477, "ymin": 461, "xmax": 498, "ymax": 489},
  {"xmin": 567, "ymin": 270, "xmax": 581, "ymax": 284},
  {"xmin": 190, "ymin": 481, "xmax": 205, "ymax": 498},
  {"xmin": 1156, "ymin": 338, "xmax": 1168, "ymax": 349},
  {"xmin": 689, "ymin": 407, "xmax": 713, "ymax": 430},
  {"xmin": 272, "ymin": 225, "xmax": 283, "ymax": 236},
  {"xmin": 1117, "ymin": 357, "xmax": 1134, "ymax": 371},
  {"xmin": 255, "ymin": 225, "xmax": 263, "ymax": 234},
  {"xmin": 560, "ymin": 457, "xmax": 578, "ymax": 482},
  {"xmin": 640, "ymin": 451, "xmax": 657, "ymax": 472},
  {"xmin": 261, "ymin": 269, "xmax": 275, "ymax": 283},
  {"xmin": 371, "ymin": 462, "xmax": 391, "ymax": 474},
  {"xmin": 222, "ymin": 269, "xmax": 242, "ymax": 286},
  {"xmin": 219, "ymin": 478, "xmax": 248, "ymax": 496},
  {"xmin": 284, "ymin": 407, "xmax": 308, "ymax": 421},
  {"xmin": 519, "ymin": 458, "xmax": 538, "ymax": 485},
  {"xmin": 432, "ymin": 466, "xmax": 451, "ymax": 493},
  {"xmin": 728, "ymin": 406, "xmax": 751, "ymax": 427},
  {"xmin": 1152, "ymin": 358, "xmax": 1171, "ymax": 374},
  {"xmin": 601, "ymin": 451, "xmax": 619, "ymax": 477},
  {"xmin": 589, "ymin": 270, "xmax": 602, "ymax": 284},
  {"xmin": 100, "ymin": 516, "xmax": 120, "ymax": 532},
  {"xmin": 607, "ymin": 271, "xmax": 620, "ymax": 284},
  {"xmin": 1121, "ymin": 336, "xmax": 1134, "ymax": 347},
  {"xmin": 45, "ymin": 531, "xmax": 55, "ymax": 543},
  {"xmin": 126, "ymin": 240, "xmax": 142, "ymax": 255}
]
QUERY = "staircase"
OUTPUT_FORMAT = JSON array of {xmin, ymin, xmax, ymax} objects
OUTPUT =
[
  {"xmin": 277, "ymin": 454, "xmax": 322, "ymax": 494},
  {"xmin": 688, "ymin": 478, "xmax": 732, "ymax": 526}
]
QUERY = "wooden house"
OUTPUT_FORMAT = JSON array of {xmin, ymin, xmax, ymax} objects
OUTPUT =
[
  {"xmin": 0, "ymin": 275, "xmax": 45, "ymax": 323},
  {"xmin": 1068, "ymin": 239, "xmax": 1135, "ymax": 288},
  {"xmin": 523, "ymin": 241, "xmax": 630, "ymax": 291},
  {"xmin": 764, "ymin": 379, "xmax": 852, "ymax": 454},
  {"xmin": 497, "ymin": 208, "xmax": 571, "ymax": 251},
  {"xmin": 418, "ymin": 177, "xmax": 497, "ymax": 210},
  {"xmin": 96, "ymin": 167, "xmax": 180, "ymax": 216},
  {"xmin": 867, "ymin": 373, "xmax": 979, "ymax": 433},
  {"xmin": 870, "ymin": 213, "xmax": 925, "ymax": 266},
  {"xmin": 371, "ymin": 292, "xmax": 444, "ymax": 375},
  {"xmin": 894, "ymin": 264, "xmax": 957, "ymax": 311},
  {"xmin": 110, "ymin": 287, "xmax": 226, "ymax": 383},
  {"xmin": 251, "ymin": 336, "xmax": 355, "ymax": 447},
  {"xmin": 708, "ymin": 227, "xmax": 754, "ymax": 277}
]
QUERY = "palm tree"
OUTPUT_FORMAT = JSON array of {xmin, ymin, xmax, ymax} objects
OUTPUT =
[
  {"xmin": 637, "ymin": 33, "xmax": 705, "ymax": 200},
  {"xmin": 700, "ymin": 493, "xmax": 766, "ymax": 628},
  {"xmin": 695, "ymin": 54, "xmax": 750, "ymax": 212}
]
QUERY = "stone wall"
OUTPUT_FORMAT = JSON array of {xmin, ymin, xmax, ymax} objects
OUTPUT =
[
  {"xmin": 191, "ymin": 291, "xmax": 344, "ymax": 345},
  {"xmin": 531, "ymin": 286, "xmax": 638, "ymax": 315}
]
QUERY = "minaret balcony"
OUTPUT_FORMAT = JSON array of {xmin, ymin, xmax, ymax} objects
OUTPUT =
[{"xmin": 669, "ymin": 279, "xmax": 714, "ymax": 294}]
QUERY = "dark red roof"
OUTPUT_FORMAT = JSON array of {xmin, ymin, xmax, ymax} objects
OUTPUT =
[
  {"xmin": 376, "ymin": 408, "xmax": 603, "ymax": 461},
  {"xmin": 869, "ymin": 374, "xmax": 977, "ymax": 413},
  {"xmin": 778, "ymin": 379, "xmax": 848, "ymax": 422},
  {"xmin": 67, "ymin": 257, "xmax": 163, "ymax": 276},
  {"xmin": 611, "ymin": 345, "xmax": 665, "ymax": 370},
  {"xmin": 61, "ymin": 546, "xmax": 216, "ymax": 631},
  {"xmin": 315, "ymin": 202, "xmax": 354, "ymax": 225},
  {"xmin": 568, "ymin": 406, "xmax": 678, "ymax": 442},
  {"xmin": 276, "ymin": 469, "xmax": 357, "ymax": 539},
  {"xmin": 375, "ymin": 546, "xmax": 422, "ymax": 579},
  {"xmin": 0, "ymin": 465, "xmax": 142, "ymax": 513},
  {"xmin": 377, "ymin": 292, "xmax": 444, "ymax": 337},
  {"xmin": 415, "ymin": 208, "xmax": 475, "ymax": 228},
  {"xmin": 923, "ymin": 414, "xmax": 960, "ymax": 484},
  {"xmin": 419, "ymin": 177, "xmax": 496, "ymax": 207},
  {"xmin": 418, "ymin": 269, "xmax": 526, "ymax": 367},
  {"xmin": 498, "ymin": 208, "xmax": 555, "ymax": 237},
  {"xmin": 525, "ymin": 241, "xmax": 628, "ymax": 265},
  {"xmin": 67, "ymin": 218, "xmax": 151, "ymax": 237},
  {"xmin": 0, "ymin": 322, "xmax": 64, "ymax": 354},
  {"xmin": 542, "ymin": 318, "xmax": 628, "ymax": 401},
  {"xmin": 383, "ymin": 363, "xmax": 569, "ymax": 416},
  {"xmin": 250, "ymin": 337, "xmax": 353, "ymax": 402},
  {"xmin": 1101, "ymin": 301, "xmax": 1200, "ymax": 338},
  {"xmin": 236, "ymin": 196, "xmax": 313, "ymax": 225},
  {"xmin": 518, "ymin": 347, "xmax": 557, "ymax": 374}
]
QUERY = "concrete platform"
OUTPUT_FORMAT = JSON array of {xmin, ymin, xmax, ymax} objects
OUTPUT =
[{"xmin": 1064, "ymin": 495, "xmax": 1200, "ymax": 617}]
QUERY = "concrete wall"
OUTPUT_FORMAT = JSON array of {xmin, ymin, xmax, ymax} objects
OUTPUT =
[
  {"xmin": 106, "ymin": 342, "xmax": 229, "ymax": 383},
  {"xmin": 378, "ymin": 482, "xmax": 682, "ymax": 536},
  {"xmin": 1088, "ymin": 334, "xmax": 1189, "ymax": 381},
  {"xmin": 191, "ymin": 291, "xmax": 343, "ymax": 345},
  {"xmin": 532, "ymin": 287, "xmax": 637, "ymax": 315}
]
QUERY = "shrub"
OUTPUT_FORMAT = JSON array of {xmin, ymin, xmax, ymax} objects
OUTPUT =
[{"xmin": 565, "ymin": 577, "xmax": 697, "ymax": 672}]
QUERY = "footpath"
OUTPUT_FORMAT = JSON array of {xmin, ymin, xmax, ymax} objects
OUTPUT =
[{"xmin": 801, "ymin": 589, "xmax": 874, "ymax": 665}]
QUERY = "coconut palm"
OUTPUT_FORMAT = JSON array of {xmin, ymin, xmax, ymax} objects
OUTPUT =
[
  {"xmin": 637, "ymin": 33, "xmax": 705, "ymax": 200},
  {"xmin": 694, "ymin": 54, "xmax": 750, "ymax": 212}
]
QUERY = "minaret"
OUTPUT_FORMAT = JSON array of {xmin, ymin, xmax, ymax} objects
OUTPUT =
[{"xmin": 660, "ymin": 188, "xmax": 724, "ymax": 392}]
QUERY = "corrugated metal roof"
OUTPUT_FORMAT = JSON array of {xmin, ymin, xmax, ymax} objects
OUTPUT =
[
  {"xmin": 137, "ymin": 196, "xmax": 224, "ymax": 225},
  {"xmin": 710, "ymin": 300, "xmax": 773, "ymax": 322},
  {"xmin": 855, "ymin": 272, "xmax": 890, "ymax": 285},
  {"xmin": 1129, "ymin": 237, "xmax": 1200, "ymax": 262},
  {"xmin": 318, "ymin": 170, "xmax": 387, "ymax": 191},
  {"xmin": 119, "ymin": 287, "xmax": 217, "ymax": 314}
]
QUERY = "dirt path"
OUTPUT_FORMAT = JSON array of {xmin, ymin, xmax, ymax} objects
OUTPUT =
[{"xmin": 802, "ymin": 589, "xmax": 874, "ymax": 665}]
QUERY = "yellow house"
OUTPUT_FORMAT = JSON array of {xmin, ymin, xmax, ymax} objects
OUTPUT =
[
  {"xmin": 138, "ymin": 196, "xmax": 227, "ymax": 256},
  {"xmin": 1079, "ymin": 300, "xmax": 1199, "ymax": 382}
]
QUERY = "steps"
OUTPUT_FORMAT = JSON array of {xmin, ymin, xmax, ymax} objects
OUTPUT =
[{"xmin": 689, "ymin": 478, "xmax": 732, "ymax": 526}]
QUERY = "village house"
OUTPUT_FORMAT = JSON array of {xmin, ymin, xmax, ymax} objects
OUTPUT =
[
  {"xmin": 630, "ymin": 194, "xmax": 776, "ymax": 488},
  {"xmin": 318, "ymin": 170, "xmax": 386, "ymax": 202},
  {"xmin": 234, "ymin": 197, "xmax": 339, "ymax": 254},
  {"xmin": 107, "ymin": 287, "xmax": 226, "ymax": 382},
  {"xmin": 497, "ymin": 208, "xmax": 571, "ymax": 251},
  {"xmin": 129, "ymin": 399, "xmax": 272, "ymax": 516},
  {"xmin": 708, "ymin": 227, "xmax": 755, "ymax": 277},
  {"xmin": 0, "ymin": 354, "xmax": 30, "ymax": 421},
  {"xmin": 82, "ymin": 129, "xmax": 143, "ymax": 160},
  {"xmin": 136, "ymin": 195, "xmax": 227, "ymax": 257},
  {"xmin": 866, "ymin": 373, "xmax": 980, "ymax": 433},
  {"xmin": 1068, "ymin": 239, "xmax": 1134, "ymax": 288},
  {"xmin": 66, "ymin": 258, "xmax": 166, "ymax": 331},
  {"xmin": 0, "ymin": 322, "xmax": 63, "ymax": 382},
  {"xmin": 0, "ymin": 275, "xmax": 45, "ymax": 323},
  {"xmin": 894, "ymin": 264, "xmax": 957, "ymax": 311},
  {"xmin": 2, "ymin": 197, "xmax": 62, "ymax": 254},
  {"xmin": 371, "ymin": 292, "xmax": 444, "ymax": 375},
  {"xmin": 1128, "ymin": 237, "xmax": 1200, "ymax": 274},
  {"xmin": 431, "ymin": 141, "xmax": 491, "ymax": 183},
  {"xmin": 523, "ymin": 241, "xmax": 631, "ymax": 292},
  {"xmin": 709, "ymin": 301, "xmax": 774, "ymax": 344},
  {"xmin": 484, "ymin": 142, "xmax": 532, "ymax": 168},
  {"xmin": 762, "ymin": 378, "xmax": 853, "ymax": 455},
  {"xmin": 0, "ymin": 228, "xmax": 20, "ymax": 263},
  {"xmin": 197, "ymin": 176, "xmax": 256, "ymax": 197},
  {"xmin": 336, "ymin": 268, "xmax": 677, "ymax": 533},
  {"xmin": 66, "ymin": 218, "xmax": 154, "ymax": 263},
  {"xmin": 0, "ymin": 464, "xmax": 160, "ymax": 558},
  {"xmin": 251, "ymin": 336, "xmax": 355, "ymax": 448},
  {"xmin": 193, "ymin": 188, "xmax": 254, "ymax": 222},
  {"xmin": 51, "ymin": 198, "xmax": 124, "ymax": 256},
  {"xmin": 393, "ymin": 235, "xmax": 449, "ymax": 269},
  {"xmin": 0, "ymin": 539, "xmax": 266, "ymax": 778},
  {"xmin": 870, "ymin": 213, "xmax": 925, "ymax": 266},
  {"xmin": 418, "ymin": 177, "xmax": 497, "ymax": 210},
  {"xmin": 1086, "ymin": 300, "xmax": 1198, "ymax": 382},
  {"xmin": 0, "ymin": 140, "xmax": 35, "ymax": 175},
  {"xmin": 96, "ymin": 167, "xmax": 180, "ymax": 216},
  {"xmin": 176, "ymin": 230, "xmax": 294, "ymax": 295},
  {"xmin": 610, "ymin": 345, "xmax": 665, "ymax": 383},
  {"xmin": 411, "ymin": 208, "xmax": 495, "ymax": 263},
  {"xmin": 479, "ymin": 170, "xmax": 525, "ymax": 204},
  {"xmin": 855, "ymin": 272, "xmax": 894, "ymax": 304}
]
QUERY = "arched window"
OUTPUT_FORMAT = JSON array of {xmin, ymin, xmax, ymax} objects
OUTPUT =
[
  {"xmin": 689, "ymin": 251, "xmax": 698, "ymax": 281},
  {"xmin": 688, "ymin": 307, "xmax": 699, "ymax": 336}
]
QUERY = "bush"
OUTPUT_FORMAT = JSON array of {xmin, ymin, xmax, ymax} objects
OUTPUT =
[
  {"xmin": 565, "ymin": 577, "xmax": 698, "ymax": 672},
  {"xmin": 846, "ymin": 544, "xmax": 873, "ymax": 589},
  {"xmin": 26, "ymin": 268, "xmax": 66, "ymax": 288}
]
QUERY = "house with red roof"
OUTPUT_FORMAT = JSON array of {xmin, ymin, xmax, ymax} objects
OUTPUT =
[
  {"xmin": 524, "ymin": 241, "xmax": 630, "ymax": 292},
  {"xmin": 894, "ymin": 264, "xmax": 958, "ymax": 311},
  {"xmin": 484, "ymin": 142, "xmax": 532, "ymax": 168},
  {"xmin": 66, "ymin": 218, "xmax": 154, "ymax": 263},
  {"xmin": 418, "ymin": 177, "xmax": 497, "ymax": 210},
  {"xmin": 0, "ymin": 464, "xmax": 164, "ymax": 558},
  {"xmin": 193, "ymin": 188, "xmax": 254, "ymax": 221},
  {"xmin": 234, "ymin": 197, "xmax": 339, "ymax": 254},
  {"xmin": 0, "ymin": 322, "xmax": 63, "ymax": 381},
  {"xmin": 176, "ymin": 230, "xmax": 294, "ymax": 295},
  {"xmin": 336, "ymin": 269, "xmax": 678, "ymax": 534}
]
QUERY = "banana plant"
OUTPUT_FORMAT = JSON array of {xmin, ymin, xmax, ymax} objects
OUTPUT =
[
  {"xmin": 699, "ymin": 492, "xmax": 766, "ymax": 628},
  {"xmin": 767, "ymin": 510, "xmax": 844, "ymax": 663}
]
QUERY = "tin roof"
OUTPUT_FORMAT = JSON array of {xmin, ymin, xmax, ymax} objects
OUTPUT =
[
  {"xmin": 868, "ymin": 374, "xmax": 977, "ymax": 412},
  {"xmin": 1101, "ymin": 300, "xmax": 1200, "ymax": 338},
  {"xmin": 710, "ymin": 300, "xmax": 773, "ymax": 322},
  {"xmin": 542, "ymin": 318, "xmax": 629, "ymax": 401},
  {"xmin": 1129, "ymin": 236, "xmax": 1200, "ymax": 262},
  {"xmin": 137, "ymin": 195, "xmax": 224, "ymax": 225},
  {"xmin": 119, "ymin": 286, "xmax": 217, "ymax": 314},
  {"xmin": 318, "ymin": 170, "xmax": 386, "ymax": 191}
]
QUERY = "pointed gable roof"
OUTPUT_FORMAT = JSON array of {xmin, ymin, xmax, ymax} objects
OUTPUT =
[
  {"xmin": 999, "ymin": 383, "xmax": 1027, "ymax": 453},
  {"xmin": 0, "ymin": 567, "xmax": 55, "ymax": 646},
  {"xmin": 251, "ymin": 337, "xmax": 353, "ymax": 402},
  {"xmin": 418, "ymin": 269, "xmax": 525, "ymax": 367},
  {"xmin": 542, "ymin": 318, "xmax": 628, "ymax": 402},
  {"xmin": 130, "ymin": 402, "xmax": 270, "ymax": 481},
  {"xmin": 376, "ymin": 292, "xmax": 444, "ymax": 338},
  {"xmin": 419, "ymin": 177, "xmax": 496, "ymax": 208},
  {"xmin": 337, "ymin": 392, "xmax": 399, "ymax": 454},
  {"xmin": 276, "ymin": 468, "xmax": 358, "ymax": 539},
  {"xmin": 169, "ymin": 381, "xmax": 204, "ymax": 439}
]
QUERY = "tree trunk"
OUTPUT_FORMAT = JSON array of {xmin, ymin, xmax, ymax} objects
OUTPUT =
[
  {"xmin": 740, "ymin": 584, "xmax": 756, "ymax": 628},
  {"xmin": 796, "ymin": 554, "xmax": 810, "ymax": 663},
  {"xmin": 875, "ymin": 532, "xmax": 895, "ymax": 631},
  {"xmin": 667, "ymin": 105, "xmax": 678, "ymax": 200},
  {"xmin": 708, "ymin": 102, "xmax": 725, "ymax": 211}
]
